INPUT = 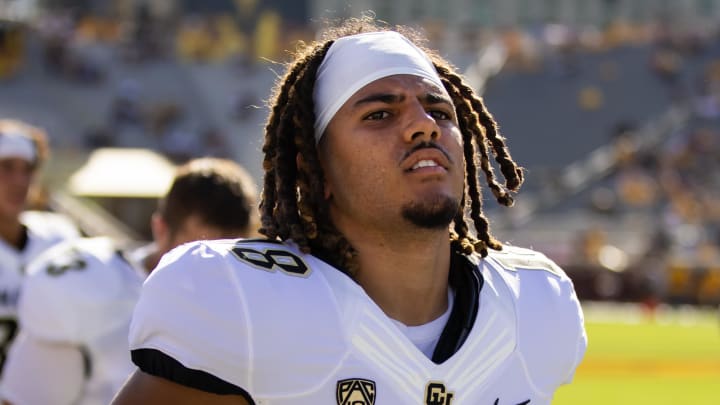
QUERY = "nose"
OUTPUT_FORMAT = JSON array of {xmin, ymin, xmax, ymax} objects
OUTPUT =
[
  {"xmin": 3, "ymin": 163, "xmax": 33, "ymax": 188},
  {"xmin": 8, "ymin": 172, "xmax": 30, "ymax": 190},
  {"xmin": 402, "ymin": 100, "xmax": 441, "ymax": 143}
]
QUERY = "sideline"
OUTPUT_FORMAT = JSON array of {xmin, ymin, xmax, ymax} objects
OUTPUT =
[
  {"xmin": 578, "ymin": 301, "xmax": 720, "ymax": 377},
  {"xmin": 577, "ymin": 359, "xmax": 720, "ymax": 377},
  {"xmin": 581, "ymin": 301, "xmax": 719, "ymax": 325}
]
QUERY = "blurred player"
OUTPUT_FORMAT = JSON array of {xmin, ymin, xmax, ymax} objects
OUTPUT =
[
  {"xmin": 113, "ymin": 17, "xmax": 587, "ymax": 404},
  {"xmin": 0, "ymin": 119, "xmax": 80, "ymax": 373},
  {"xmin": 0, "ymin": 157, "xmax": 258, "ymax": 405}
]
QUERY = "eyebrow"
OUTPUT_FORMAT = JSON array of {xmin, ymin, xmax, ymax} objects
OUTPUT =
[
  {"xmin": 352, "ymin": 91, "xmax": 453, "ymax": 108},
  {"xmin": 353, "ymin": 93, "xmax": 404, "ymax": 107},
  {"xmin": 425, "ymin": 92, "xmax": 453, "ymax": 106}
]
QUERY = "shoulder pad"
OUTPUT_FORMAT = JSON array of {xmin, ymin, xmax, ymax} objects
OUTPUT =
[
  {"xmin": 484, "ymin": 246, "xmax": 586, "ymax": 392},
  {"xmin": 20, "ymin": 211, "xmax": 80, "ymax": 240},
  {"xmin": 487, "ymin": 245, "xmax": 566, "ymax": 278},
  {"xmin": 130, "ymin": 239, "xmax": 343, "ymax": 392},
  {"xmin": 20, "ymin": 237, "xmax": 143, "ymax": 343}
]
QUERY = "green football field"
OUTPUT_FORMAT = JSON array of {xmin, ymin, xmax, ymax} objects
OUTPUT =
[{"xmin": 553, "ymin": 303, "xmax": 720, "ymax": 405}]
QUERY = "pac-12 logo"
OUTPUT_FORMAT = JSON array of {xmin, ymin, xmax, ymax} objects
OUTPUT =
[
  {"xmin": 336, "ymin": 378, "xmax": 375, "ymax": 405},
  {"xmin": 425, "ymin": 381, "xmax": 454, "ymax": 405}
]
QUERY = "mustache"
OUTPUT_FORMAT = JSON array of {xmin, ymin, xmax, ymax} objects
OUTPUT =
[{"xmin": 401, "ymin": 141, "xmax": 452, "ymax": 163}]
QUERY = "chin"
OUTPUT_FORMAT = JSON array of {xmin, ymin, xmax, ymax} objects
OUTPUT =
[{"xmin": 401, "ymin": 195, "xmax": 460, "ymax": 230}]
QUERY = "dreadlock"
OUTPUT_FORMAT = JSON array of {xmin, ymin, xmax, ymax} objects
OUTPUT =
[{"xmin": 260, "ymin": 16, "xmax": 524, "ymax": 275}]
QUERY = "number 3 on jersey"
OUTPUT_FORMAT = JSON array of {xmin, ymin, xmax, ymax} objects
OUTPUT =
[
  {"xmin": 231, "ymin": 244, "xmax": 310, "ymax": 277},
  {"xmin": 45, "ymin": 247, "xmax": 87, "ymax": 277}
]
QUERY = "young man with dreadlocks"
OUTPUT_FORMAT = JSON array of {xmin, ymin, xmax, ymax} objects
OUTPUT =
[{"xmin": 113, "ymin": 17, "xmax": 587, "ymax": 405}]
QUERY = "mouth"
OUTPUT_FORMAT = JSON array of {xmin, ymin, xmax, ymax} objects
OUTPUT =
[
  {"xmin": 401, "ymin": 143, "xmax": 451, "ymax": 173},
  {"xmin": 410, "ymin": 159, "xmax": 442, "ymax": 170}
]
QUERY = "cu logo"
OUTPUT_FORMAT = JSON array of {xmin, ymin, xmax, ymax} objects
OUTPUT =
[
  {"xmin": 231, "ymin": 246, "xmax": 310, "ymax": 277},
  {"xmin": 425, "ymin": 382, "xmax": 454, "ymax": 405}
]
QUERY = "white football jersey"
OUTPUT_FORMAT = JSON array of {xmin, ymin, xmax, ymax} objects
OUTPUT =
[
  {"xmin": 129, "ymin": 239, "xmax": 587, "ymax": 405},
  {"xmin": 9, "ymin": 237, "xmax": 145, "ymax": 405},
  {"xmin": 0, "ymin": 211, "xmax": 80, "ymax": 369}
]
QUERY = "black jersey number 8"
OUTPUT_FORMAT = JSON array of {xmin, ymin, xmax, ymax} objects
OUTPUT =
[{"xmin": 231, "ymin": 247, "xmax": 309, "ymax": 277}]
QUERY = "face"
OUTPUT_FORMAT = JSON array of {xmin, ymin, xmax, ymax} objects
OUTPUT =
[
  {"xmin": 318, "ymin": 74, "xmax": 465, "ymax": 235},
  {"xmin": 0, "ymin": 158, "xmax": 35, "ymax": 220}
]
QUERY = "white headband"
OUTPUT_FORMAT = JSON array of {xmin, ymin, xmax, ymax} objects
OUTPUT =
[
  {"xmin": 0, "ymin": 131, "xmax": 36, "ymax": 162},
  {"xmin": 313, "ymin": 31, "xmax": 448, "ymax": 143}
]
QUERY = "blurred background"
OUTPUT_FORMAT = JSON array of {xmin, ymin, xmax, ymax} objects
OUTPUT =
[{"xmin": 1, "ymin": 0, "xmax": 719, "ymax": 403}]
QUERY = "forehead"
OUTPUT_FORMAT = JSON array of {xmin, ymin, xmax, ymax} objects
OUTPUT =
[
  {"xmin": 0, "ymin": 157, "xmax": 33, "ymax": 165},
  {"xmin": 348, "ymin": 74, "xmax": 448, "ymax": 102}
]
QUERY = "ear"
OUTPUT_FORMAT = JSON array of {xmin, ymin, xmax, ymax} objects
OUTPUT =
[{"xmin": 297, "ymin": 152, "xmax": 332, "ymax": 199}]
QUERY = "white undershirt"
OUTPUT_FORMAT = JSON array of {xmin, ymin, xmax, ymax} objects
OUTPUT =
[{"xmin": 392, "ymin": 288, "xmax": 454, "ymax": 359}]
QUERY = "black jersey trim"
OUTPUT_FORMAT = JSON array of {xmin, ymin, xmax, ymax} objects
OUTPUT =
[
  {"xmin": 431, "ymin": 251, "xmax": 483, "ymax": 364},
  {"xmin": 131, "ymin": 348, "xmax": 255, "ymax": 403},
  {"xmin": 18, "ymin": 225, "xmax": 29, "ymax": 263}
]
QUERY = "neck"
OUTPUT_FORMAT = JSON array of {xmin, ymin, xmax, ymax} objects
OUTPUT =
[
  {"xmin": 0, "ymin": 218, "xmax": 25, "ymax": 250},
  {"xmin": 349, "ymin": 227, "xmax": 452, "ymax": 326},
  {"xmin": 143, "ymin": 250, "xmax": 162, "ymax": 274}
]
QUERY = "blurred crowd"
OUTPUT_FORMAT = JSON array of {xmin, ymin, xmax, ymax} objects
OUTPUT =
[
  {"xmin": 606, "ymin": 113, "xmax": 720, "ymax": 307},
  {"xmin": 0, "ymin": 7, "xmax": 303, "ymax": 164},
  {"xmin": 1, "ymin": 8, "xmax": 719, "ymax": 308},
  {"xmin": 467, "ymin": 18, "xmax": 720, "ymax": 309},
  {"xmin": 570, "ymin": 113, "xmax": 720, "ymax": 308}
]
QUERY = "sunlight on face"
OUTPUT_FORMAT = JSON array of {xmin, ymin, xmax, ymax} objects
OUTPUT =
[{"xmin": 318, "ymin": 75, "xmax": 464, "ymax": 233}]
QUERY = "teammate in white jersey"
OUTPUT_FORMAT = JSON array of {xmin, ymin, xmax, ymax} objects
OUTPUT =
[
  {"xmin": 113, "ymin": 17, "xmax": 587, "ymax": 405},
  {"xmin": 0, "ymin": 119, "xmax": 80, "ymax": 373},
  {"xmin": 0, "ymin": 158, "xmax": 258, "ymax": 405}
]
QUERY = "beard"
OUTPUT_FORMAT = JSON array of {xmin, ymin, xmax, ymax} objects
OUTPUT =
[{"xmin": 401, "ymin": 195, "xmax": 460, "ymax": 230}]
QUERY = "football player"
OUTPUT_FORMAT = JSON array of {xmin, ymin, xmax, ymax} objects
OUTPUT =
[
  {"xmin": 0, "ymin": 119, "xmax": 80, "ymax": 374},
  {"xmin": 113, "ymin": 17, "xmax": 587, "ymax": 405},
  {"xmin": 0, "ymin": 157, "xmax": 258, "ymax": 405}
]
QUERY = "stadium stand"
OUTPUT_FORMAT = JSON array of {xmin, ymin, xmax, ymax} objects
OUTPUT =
[{"xmin": 1, "ymin": 11, "xmax": 718, "ymax": 307}]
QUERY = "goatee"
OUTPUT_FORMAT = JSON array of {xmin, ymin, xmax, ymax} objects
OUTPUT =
[{"xmin": 401, "ymin": 196, "xmax": 460, "ymax": 229}]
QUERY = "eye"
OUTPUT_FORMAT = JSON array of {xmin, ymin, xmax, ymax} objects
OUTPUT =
[
  {"xmin": 429, "ymin": 110, "xmax": 451, "ymax": 121},
  {"xmin": 364, "ymin": 111, "xmax": 390, "ymax": 121}
]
